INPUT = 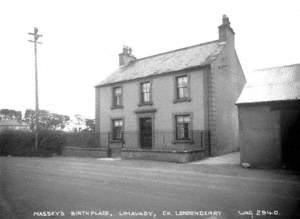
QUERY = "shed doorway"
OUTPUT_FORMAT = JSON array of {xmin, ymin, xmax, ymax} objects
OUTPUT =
[{"xmin": 281, "ymin": 108, "xmax": 300, "ymax": 170}]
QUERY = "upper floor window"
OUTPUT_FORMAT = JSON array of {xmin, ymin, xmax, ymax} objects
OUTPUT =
[
  {"xmin": 112, "ymin": 119, "xmax": 123, "ymax": 140},
  {"xmin": 175, "ymin": 115, "xmax": 191, "ymax": 140},
  {"xmin": 112, "ymin": 86, "xmax": 122, "ymax": 108},
  {"xmin": 140, "ymin": 81, "xmax": 152, "ymax": 105},
  {"xmin": 176, "ymin": 75, "xmax": 189, "ymax": 100}
]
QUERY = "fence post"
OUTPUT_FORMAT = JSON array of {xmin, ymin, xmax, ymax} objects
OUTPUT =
[
  {"xmin": 107, "ymin": 132, "xmax": 111, "ymax": 157},
  {"xmin": 200, "ymin": 131, "xmax": 203, "ymax": 148},
  {"xmin": 207, "ymin": 131, "xmax": 211, "ymax": 156},
  {"xmin": 95, "ymin": 132, "xmax": 99, "ymax": 148},
  {"xmin": 122, "ymin": 131, "xmax": 125, "ymax": 148}
]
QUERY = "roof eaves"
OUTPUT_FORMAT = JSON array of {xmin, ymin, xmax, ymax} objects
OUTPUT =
[
  {"xmin": 236, "ymin": 99, "xmax": 300, "ymax": 106},
  {"xmin": 95, "ymin": 64, "xmax": 211, "ymax": 88},
  {"xmin": 254, "ymin": 63, "xmax": 300, "ymax": 72}
]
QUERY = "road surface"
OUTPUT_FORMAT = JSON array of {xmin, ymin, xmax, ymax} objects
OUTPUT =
[{"xmin": 0, "ymin": 157, "xmax": 300, "ymax": 219}]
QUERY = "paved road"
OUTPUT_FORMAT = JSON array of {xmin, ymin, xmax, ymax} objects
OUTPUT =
[{"xmin": 0, "ymin": 157, "xmax": 300, "ymax": 219}]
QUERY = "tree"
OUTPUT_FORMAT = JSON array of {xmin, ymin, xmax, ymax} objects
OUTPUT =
[
  {"xmin": 73, "ymin": 114, "xmax": 85, "ymax": 132},
  {"xmin": 24, "ymin": 109, "xmax": 70, "ymax": 131},
  {"xmin": 47, "ymin": 113, "xmax": 70, "ymax": 130},
  {"xmin": 24, "ymin": 109, "xmax": 47, "ymax": 130},
  {"xmin": 24, "ymin": 109, "xmax": 36, "ymax": 130},
  {"xmin": 0, "ymin": 109, "xmax": 22, "ymax": 121},
  {"xmin": 84, "ymin": 119, "xmax": 95, "ymax": 132}
]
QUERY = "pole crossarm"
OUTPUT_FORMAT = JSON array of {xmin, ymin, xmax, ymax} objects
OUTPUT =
[
  {"xmin": 28, "ymin": 40, "xmax": 42, "ymax": 44},
  {"xmin": 28, "ymin": 27, "xmax": 43, "ymax": 42}
]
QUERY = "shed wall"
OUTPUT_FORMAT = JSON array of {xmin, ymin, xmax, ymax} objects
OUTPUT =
[{"xmin": 239, "ymin": 104, "xmax": 281, "ymax": 168}]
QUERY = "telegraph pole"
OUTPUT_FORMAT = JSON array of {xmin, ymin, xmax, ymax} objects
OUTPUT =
[{"xmin": 28, "ymin": 27, "xmax": 42, "ymax": 152}]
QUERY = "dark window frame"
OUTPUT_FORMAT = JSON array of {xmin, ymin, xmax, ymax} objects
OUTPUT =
[
  {"xmin": 111, "ymin": 118, "xmax": 124, "ymax": 142},
  {"xmin": 111, "ymin": 86, "xmax": 123, "ymax": 109},
  {"xmin": 173, "ymin": 113, "xmax": 193, "ymax": 143},
  {"xmin": 174, "ymin": 74, "xmax": 191, "ymax": 103},
  {"xmin": 139, "ymin": 81, "xmax": 152, "ymax": 106}
]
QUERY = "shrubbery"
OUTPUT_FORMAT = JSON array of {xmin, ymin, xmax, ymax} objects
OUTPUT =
[
  {"xmin": 0, "ymin": 130, "xmax": 66, "ymax": 157},
  {"xmin": 64, "ymin": 132, "xmax": 99, "ymax": 148}
]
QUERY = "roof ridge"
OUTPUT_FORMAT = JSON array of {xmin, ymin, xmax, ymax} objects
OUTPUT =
[
  {"xmin": 255, "ymin": 63, "xmax": 300, "ymax": 72},
  {"xmin": 134, "ymin": 39, "xmax": 222, "ymax": 62},
  {"xmin": 96, "ymin": 39, "xmax": 227, "ymax": 87}
]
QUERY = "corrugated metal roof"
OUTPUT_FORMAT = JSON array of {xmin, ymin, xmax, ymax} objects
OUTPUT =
[
  {"xmin": 97, "ymin": 40, "xmax": 226, "ymax": 86},
  {"xmin": 237, "ymin": 63, "xmax": 300, "ymax": 104}
]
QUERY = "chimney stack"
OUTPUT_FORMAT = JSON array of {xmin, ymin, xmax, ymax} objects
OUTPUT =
[
  {"xmin": 119, "ymin": 46, "xmax": 136, "ymax": 66},
  {"xmin": 218, "ymin": 15, "xmax": 235, "ymax": 42}
]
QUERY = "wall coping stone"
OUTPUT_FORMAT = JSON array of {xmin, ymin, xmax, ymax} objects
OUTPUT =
[
  {"xmin": 121, "ymin": 148, "xmax": 205, "ymax": 153},
  {"xmin": 64, "ymin": 146, "xmax": 108, "ymax": 151}
]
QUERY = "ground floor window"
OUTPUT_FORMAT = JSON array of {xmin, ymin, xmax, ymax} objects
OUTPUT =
[
  {"xmin": 112, "ymin": 119, "xmax": 123, "ymax": 140},
  {"xmin": 175, "ymin": 115, "xmax": 191, "ymax": 140}
]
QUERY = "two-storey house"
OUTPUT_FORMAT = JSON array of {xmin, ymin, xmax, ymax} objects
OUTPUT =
[{"xmin": 95, "ymin": 15, "xmax": 245, "ymax": 162}]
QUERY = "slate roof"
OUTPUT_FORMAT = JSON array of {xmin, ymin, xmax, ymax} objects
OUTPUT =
[
  {"xmin": 97, "ymin": 40, "xmax": 226, "ymax": 87},
  {"xmin": 237, "ymin": 63, "xmax": 300, "ymax": 104}
]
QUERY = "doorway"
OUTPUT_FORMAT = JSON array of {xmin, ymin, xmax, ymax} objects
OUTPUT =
[
  {"xmin": 281, "ymin": 109, "xmax": 300, "ymax": 170},
  {"xmin": 140, "ymin": 117, "xmax": 152, "ymax": 149}
]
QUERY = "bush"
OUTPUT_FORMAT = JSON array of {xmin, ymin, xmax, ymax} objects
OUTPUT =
[
  {"xmin": 0, "ymin": 130, "xmax": 66, "ymax": 157},
  {"xmin": 38, "ymin": 130, "xmax": 66, "ymax": 156},
  {"xmin": 65, "ymin": 132, "xmax": 99, "ymax": 148},
  {"xmin": 0, "ymin": 130, "xmax": 35, "ymax": 156}
]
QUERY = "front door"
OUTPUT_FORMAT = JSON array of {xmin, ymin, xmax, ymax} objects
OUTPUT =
[
  {"xmin": 140, "ymin": 117, "xmax": 152, "ymax": 149},
  {"xmin": 281, "ymin": 109, "xmax": 300, "ymax": 170}
]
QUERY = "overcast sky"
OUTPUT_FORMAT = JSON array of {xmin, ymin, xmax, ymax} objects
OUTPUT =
[{"xmin": 0, "ymin": 0, "xmax": 299, "ymax": 119}]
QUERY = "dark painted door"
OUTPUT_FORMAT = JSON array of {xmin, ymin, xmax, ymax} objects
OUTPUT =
[
  {"xmin": 281, "ymin": 109, "xmax": 300, "ymax": 170},
  {"xmin": 140, "ymin": 118, "xmax": 152, "ymax": 149}
]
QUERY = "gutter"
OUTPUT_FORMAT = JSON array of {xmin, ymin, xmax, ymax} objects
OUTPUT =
[{"xmin": 95, "ymin": 64, "xmax": 211, "ymax": 88}]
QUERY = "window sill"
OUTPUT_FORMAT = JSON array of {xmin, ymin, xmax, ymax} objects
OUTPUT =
[
  {"xmin": 109, "ymin": 139, "xmax": 124, "ymax": 143},
  {"xmin": 173, "ymin": 139, "xmax": 193, "ymax": 144},
  {"xmin": 111, "ymin": 105, "xmax": 124, "ymax": 110},
  {"xmin": 173, "ymin": 98, "xmax": 191, "ymax": 103},
  {"xmin": 138, "ymin": 102, "xmax": 153, "ymax": 107}
]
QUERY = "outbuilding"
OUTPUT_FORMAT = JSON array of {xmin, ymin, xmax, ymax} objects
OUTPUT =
[
  {"xmin": 237, "ymin": 64, "xmax": 300, "ymax": 169},
  {"xmin": 0, "ymin": 119, "xmax": 30, "ymax": 132}
]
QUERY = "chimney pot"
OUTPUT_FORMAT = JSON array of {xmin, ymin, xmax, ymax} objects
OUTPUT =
[
  {"xmin": 222, "ymin": 15, "xmax": 230, "ymax": 26},
  {"xmin": 218, "ymin": 14, "xmax": 235, "ymax": 42},
  {"xmin": 119, "ymin": 46, "xmax": 136, "ymax": 66}
]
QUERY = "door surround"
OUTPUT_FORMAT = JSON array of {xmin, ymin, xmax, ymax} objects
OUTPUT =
[
  {"xmin": 135, "ymin": 111, "xmax": 155, "ymax": 149},
  {"xmin": 140, "ymin": 117, "xmax": 152, "ymax": 149}
]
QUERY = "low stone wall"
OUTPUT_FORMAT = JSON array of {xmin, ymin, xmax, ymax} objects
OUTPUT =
[
  {"xmin": 62, "ymin": 146, "xmax": 108, "ymax": 158},
  {"xmin": 63, "ymin": 146, "xmax": 207, "ymax": 162},
  {"xmin": 121, "ymin": 148, "xmax": 207, "ymax": 163}
]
